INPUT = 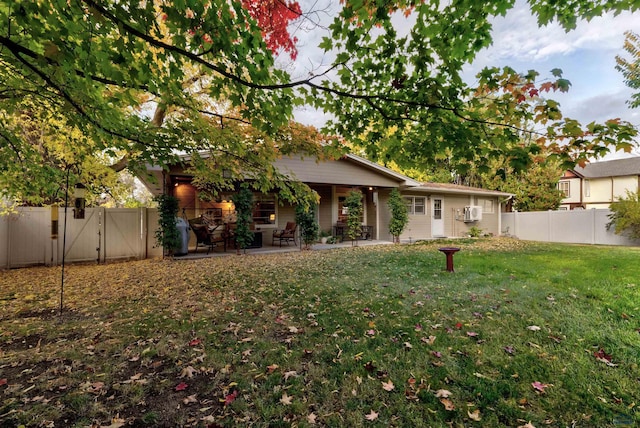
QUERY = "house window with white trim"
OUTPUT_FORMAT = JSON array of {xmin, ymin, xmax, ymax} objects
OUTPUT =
[
  {"xmin": 558, "ymin": 181, "xmax": 570, "ymax": 197},
  {"xmin": 404, "ymin": 196, "xmax": 426, "ymax": 215},
  {"xmin": 479, "ymin": 198, "xmax": 494, "ymax": 214},
  {"xmin": 584, "ymin": 180, "xmax": 590, "ymax": 197}
]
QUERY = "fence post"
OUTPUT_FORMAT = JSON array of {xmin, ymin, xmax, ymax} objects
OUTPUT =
[{"xmin": 591, "ymin": 209, "xmax": 596, "ymax": 245}]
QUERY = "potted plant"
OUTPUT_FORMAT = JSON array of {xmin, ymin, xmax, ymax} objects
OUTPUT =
[{"xmin": 318, "ymin": 229, "xmax": 331, "ymax": 244}]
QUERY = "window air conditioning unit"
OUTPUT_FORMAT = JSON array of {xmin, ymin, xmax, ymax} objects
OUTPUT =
[{"xmin": 464, "ymin": 206, "xmax": 482, "ymax": 222}]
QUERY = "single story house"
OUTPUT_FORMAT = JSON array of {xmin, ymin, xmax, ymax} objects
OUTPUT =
[
  {"xmin": 140, "ymin": 153, "xmax": 512, "ymax": 246},
  {"xmin": 558, "ymin": 156, "xmax": 640, "ymax": 210}
]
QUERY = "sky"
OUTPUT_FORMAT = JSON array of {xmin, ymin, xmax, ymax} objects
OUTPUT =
[{"xmin": 287, "ymin": 0, "xmax": 640, "ymax": 159}]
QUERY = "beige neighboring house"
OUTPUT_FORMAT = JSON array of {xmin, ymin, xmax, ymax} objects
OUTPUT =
[
  {"xmin": 558, "ymin": 157, "xmax": 640, "ymax": 210},
  {"xmin": 141, "ymin": 153, "xmax": 512, "ymax": 245}
]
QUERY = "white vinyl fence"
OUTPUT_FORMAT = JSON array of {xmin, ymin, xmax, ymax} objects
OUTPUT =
[
  {"xmin": 501, "ymin": 209, "xmax": 640, "ymax": 246},
  {"xmin": 1, "ymin": 207, "xmax": 162, "ymax": 269}
]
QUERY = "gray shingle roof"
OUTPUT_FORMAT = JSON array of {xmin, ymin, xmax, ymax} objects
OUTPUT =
[{"xmin": 574, "ymin": 157, "xmax": 640, "ymax": 178}]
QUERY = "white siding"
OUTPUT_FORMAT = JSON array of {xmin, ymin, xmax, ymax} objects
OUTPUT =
[{"xmin": 273, "ymin": 156, "xmax": 402, "ymax": 187}]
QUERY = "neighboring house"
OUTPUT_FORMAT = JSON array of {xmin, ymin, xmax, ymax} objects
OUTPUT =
[
  {"xmin": 140, "ymin": 153, "xmax": 512, "ymax": 245},
  {"xmin": 558, "ymin": 157, "xmax": 640, "ymax": 210}
]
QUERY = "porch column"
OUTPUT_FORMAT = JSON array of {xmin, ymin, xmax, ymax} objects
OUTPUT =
[{"xmin": 374, "ymin": 190, "xmax": 380, "ymax": 240}]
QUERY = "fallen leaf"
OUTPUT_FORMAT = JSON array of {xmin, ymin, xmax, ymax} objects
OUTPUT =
[
  {"xmin": 404, "ymin": 341, "xmax": 413, "ymax": 349},
  {"xmin": 435, "ymin": 389, "xmax": 452, "ymax": 398},
  {"xmin": 223, "ymin": 390, "xmax": 238, "ymax": 406},
  {"xmin": 288, "ymin": 326, "xmax": 299, "ymax": 333},
  {"xmin": 467, "ymin": 331, "xmax": 478, "ymax": 337},
  {"xmin": 440, "ymin": 398, "xmax": 455, "ymax": 410},
  {"xmin": 531, "ymin": 381, "xmax": 551, "ymax": 393},
  {"xmin": 382, "ymin": 380, "xmax": 395, "ymax": 391},
  {"xmin": 99, "ymin": 417, "xmax": 126, "ymax": 428},
  {"xmin": 593, "ymin": 348, "xmax": 612, "ymax": 362},
  {"xmin": 0, "ymin": 378, "xmax": 7, "ymax": 386},
  {"xmin": 307, "ymin": 412, "xmax": 317, "ymax": 424},
  {"xmin": 175, "ymin": 382, "xmax": 188, "ymax": 391},
  {"xmin": 266, "ymin": 364, "xmax": 279, "ymax": 374},
  {"xmin": 503, "ymin": 346, "xmax": 515, "ymax": 354},
  {"xmin": 455, "ymin": 322, "xmax": 463, "ymax": 329},
  {"xmin": 364, "ymin": 410, "xmax": 379, "ymax": 421},
  {"xmin": 517, "ymin": 422, "xmax": 536, "ymax": 428},
  {"xmin": 183, "ymin": 394, "xmax": 198, "ymax": 404},
  {"xmin": 188, "ymin": 338, "xmax": 202, "ymax": 346},
  {"xmin": 422, "ymin": 335, "xmax": 436, "ymax": 345},
  {"xmin": 280, "ymin": 392, "xmax": 293, "ymax": 405},
  {"xmin": 431, "ymin": 351, "xmax": 442, "ymax": 358},
  {"xmin": 179, "ymin": 366, "xmax": 197, "ymax": 379},
  {"xmin": 283, "ymin": 370, "xmax": 297, "ymax": 380},
  {"xmin": 527, "ymin": 325, "xmax": 541, "ymax": 331},
  {"xmin": 468, "ymin": 409, "xmax": 482, "ymax": 421}
]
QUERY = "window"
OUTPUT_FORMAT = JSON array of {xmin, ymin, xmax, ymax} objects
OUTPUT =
[
  {"xmin": 433, "ymin": 199, "xmax": 442, "ymax": 219},
  {"xmin": 584, "ymin": 180, "xmax": 590, "ymax": 197},
  {"xmin": 252, "ymin": 194, "xmax": 276, "ymax": 225},
  {"xmin": 479, "ymin": 198, "xmax": 494, "ymax": 214},
  {"xmin": 404, "ymin": 196, "xmax": 426, "ymax": 215},
  {"xmin": 558, "ymin": 181, "xmax": 570, "ymax": 198},
  {"xmin": 338, "ymin": 195, "xmax": 364, "ymax": 223}
]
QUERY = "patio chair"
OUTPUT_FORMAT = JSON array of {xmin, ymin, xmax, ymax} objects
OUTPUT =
[
  {"xmin": 189, "ymin": 219, "xmax": 227, "ymax": 254},
  {"xmin": 272, "ymin": 221, "xmax": 297, "ymax": 247}
]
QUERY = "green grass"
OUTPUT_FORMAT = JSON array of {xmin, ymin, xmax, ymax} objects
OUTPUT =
[{"xmin": 1, "ymin": 239, "xmax": 639, "ymax": 427}]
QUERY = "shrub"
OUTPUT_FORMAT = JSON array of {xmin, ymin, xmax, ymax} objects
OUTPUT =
[
  {"xmin": 388, "ymin": 188, "xmax": 408, "ymax": 243},
  {"xmin": 607, "ymin": 190, "xmax": 640, "ymax": 239},
  {"xmin": 231, "ymin": 185, "xmax": 254, "ymax": 252},
  {"xmin": 344, "ymin": 190, "xmax": 363, "ymax": 245},
  {"xmin": 296, "ymin": 204, "xmax": 319, "ymax": 249},
  {"xmin": 154, "ymin": 194, "xmax": 181, "ymax": 257}
]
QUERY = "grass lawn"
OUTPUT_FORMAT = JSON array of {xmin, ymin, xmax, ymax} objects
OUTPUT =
[{"xmin": 1, "ymin": 238, "xmax": 639, "ymax": 427}]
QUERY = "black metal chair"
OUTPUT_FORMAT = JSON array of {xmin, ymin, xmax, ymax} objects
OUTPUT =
[{"xmin": 272, "ymin": 222, "xmax": 297, "ymax": 246}]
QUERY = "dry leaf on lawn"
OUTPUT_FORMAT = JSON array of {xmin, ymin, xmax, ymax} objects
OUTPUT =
[
  {"xmin": 435, "ymin": 389, "xmax": 452, "ymax": 398},
  {"xmin": 440, "ymin": 398, "xmax": 455, "ymax": 410},
  {"xmin": 280, "ymin": 392, "xmax": 293, "ymax": 405},
  {"xmin": 365, "ymin": 410, "xmax": 379, "ymax": 421}
]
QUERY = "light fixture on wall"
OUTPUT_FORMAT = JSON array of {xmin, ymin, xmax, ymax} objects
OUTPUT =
[{"xmin": 269, "ymin": 214, "xmax": 276, "ymax": 222}]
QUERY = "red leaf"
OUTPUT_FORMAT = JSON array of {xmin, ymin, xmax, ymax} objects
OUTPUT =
[
  {"xmin": 189, "ymin": 339, "xmax": 202, "ymax": 346},
  {"xmin": 0, "ymin": 378, "xmax": 7, "ymax": 386},
  {"xmin": 224, "ymin": 390, "xmax": 239, "ymax": 406},
  {"xmin": 455, "ymin": 323, "xmax": 463, "ymax": 330},
  {"xmin": 175, "ymin": 382, "xmax": 188, "ymax": 391},
  {"xmin": 594, "ymin": 348, "xmax": 612, "ymax": 362},
  {"xmin": 241, "ymin": 0, "xmax": 301, "ymax": 59}
]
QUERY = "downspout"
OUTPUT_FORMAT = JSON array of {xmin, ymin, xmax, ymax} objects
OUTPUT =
[{"xmin": 610, "ymin": 176, "xmax": 614, "ymax": 204}]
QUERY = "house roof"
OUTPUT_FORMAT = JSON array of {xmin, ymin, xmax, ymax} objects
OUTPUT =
[
  {"xmin": 140, "ymin": 151, "xmax": 421, "ymax": 195},
  {"xmin": 140, "ymin": 151, "xmax": 511, "ymax": 198},
  {"xmin": 407, "ymin": 182, "xmax": 513, "ymax": 198},
  {"xmin": 573, "ymin": 156, "xmax": 640, "ymax": 178}
]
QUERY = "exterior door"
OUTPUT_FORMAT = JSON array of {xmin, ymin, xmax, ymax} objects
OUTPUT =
[{"xmin": 431, "ymin": 197, "xmax": 445, "ymax": 237}]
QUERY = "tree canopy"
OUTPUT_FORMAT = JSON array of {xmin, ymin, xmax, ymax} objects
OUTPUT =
[
  {"xmin": 617, "ymin": 30, "xmax": 640, "ymax": 109},
  {"xmin": 1, "ymin": 0, "xmax": 638, "ymax": 205}
]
